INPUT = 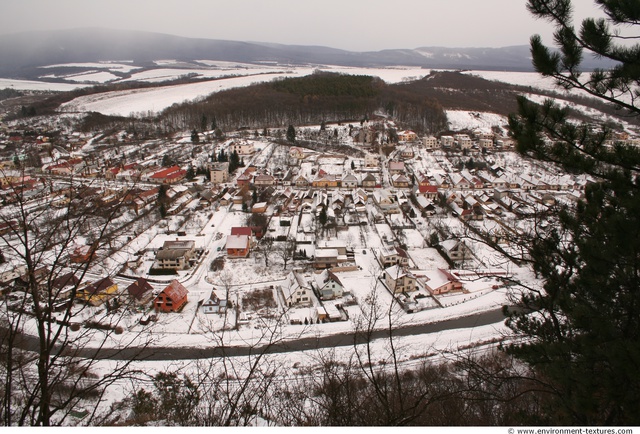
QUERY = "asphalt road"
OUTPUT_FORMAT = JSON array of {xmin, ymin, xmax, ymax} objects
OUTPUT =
[{"xmin": 70, "ymin": 307, "xmax": 507, "ymax": 361}]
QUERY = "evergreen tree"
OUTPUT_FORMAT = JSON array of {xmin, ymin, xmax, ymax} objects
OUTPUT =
[
  {"xmin": 186, "ymin": 165, "xmax": 195, "ymax": 181},
  {"xmin": 191, "ymin": 129, "xmax": 199, "ymax": 143},
  {"xmin": 504, "ymin": 0, "xmax": 640, "ymax": 425},
  {"xmin": 201, "ymin": 114, "xmax": 207, "ymax": 132},
  {"xmin": 211, "ymin": 116, "xmax": 217, "ymax": 131},
  {"xmin": 229, "ymin": 150, "xmax": 240, "ymax": 173},
  {"xmin": 286, "ymin": 125, "xmax": 296, "ymax": 143}
]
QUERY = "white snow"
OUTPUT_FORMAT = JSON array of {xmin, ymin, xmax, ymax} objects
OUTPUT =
[{"xmin": 58, "ymin": 72, "xmax": 310, "ymax": 116}]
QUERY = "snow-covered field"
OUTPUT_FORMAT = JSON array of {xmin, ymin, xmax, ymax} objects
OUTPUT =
[
  {"xmin": 445, "ymin": 110, "xmax": 509, "ymax": 132},
  {"xmin": 58, "ymin": 72, "xmax": 308, "ymax": 116}
]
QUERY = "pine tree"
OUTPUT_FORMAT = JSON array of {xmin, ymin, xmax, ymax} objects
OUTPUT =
[
  {"xmin": 286, "ymin": 125, "xmax": 296, "ymax": 143},
  {"xmin": 504, "ymin": 0, "xmax": 640, "ymax": 425}
]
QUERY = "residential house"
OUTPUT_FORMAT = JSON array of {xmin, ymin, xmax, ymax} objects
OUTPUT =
[
  {"xmin": 50, "ymin": 272, "xmax": 79, "ymax": 310},
  {"xmin": 76, "ymin": 277, "xmax": 118, "ymax": 306},
  {"xmin": 398, "ymin": 130, "xmax": 417, "ymax": 142},
  {"xmin": 202, "ymin": 290, "xmax": 228, "ymax": 314},
  {"xmin": 422, "ymin": 269, "xmax": 464, "ymax": 295},
  {"xmin": 378, "ymin": 246, "xmax": 410, "ymax": 268},
  {"xmin": 226, "ymin": 234, "xmax": 251, "ymax": 258},
  {"xmin": 126, "ymin": 277, "xmax": 155, "ymax": 305},
  {"xmin": 254, "ymin": 173, "xmax": 276, "ymax": 187},
  {"xmin": 154, "ymin": 279, "xmax": 189, "ymax": 313},
  {"xmin": 388, "ymin": 161, "xmax": 405, "ymax": 176},
  {"xmin": 46, "ymin": 158, "xmax": 84, "ymax": 175},
  {"xmin": 422, "ymin": 136, "xmax": 438, "ymax": 149},
  {"xmin": 361, "ymin": 173, "xmax": 378, "ymax": 190},
  {"xmin": 391, "ymin": 174, "xmax": 410, "ymax": 188},
  {"xmin": 479, "ymin": 138, "xmax": 494, "ymax": 149},
  {"xmin": 289, "ymin": 147, "xmax": 305, "ymax": 160},
  {"xmin": 440, "ymin": 239, "xmax": 473, "ymax": 263},
  {"xmin": 449, "ymin": 172, "xmax": 472, "ymax": 190},
  {"xmin": 313, "ymin": 270, "xmax": 345, "ymax": 300},
  {"xmin": 150, "ymin": 166, "xmax": 187, "ymax": 184},
  {"xmin": 417, "ymin": 177, "xmax": 439, "ymax": 200},
  {"xmin": 280, "ymin": 271, "xmax": 314, "ymax": 307},
  {"xmin": 341, "ymin": 173, "xmax": 358, "ymax": 189},
  {"xmin": 294, "ymin": 175, "xmax": 309, "ymax": 188},
  {"xmin": 440, "ymin": 135, "xmax": 455, "ymax": 148},
  {"xmin": 69, "ymin": 244, "xmax": 95, "ymax": 263},
  {"xmin": 229, "ymin": 141, "xmax": 255, "ymax": 155},
  {"xmin": 455, "ymin": 134, "xmax": 473, "ymax": 149},
  {"xmin": 399, "ymin": 146, "xmax": 414, "ymax": 159},
  {"xmin": 384, "ymin": 265, "xmax": 417, "ymax": 294},
  {"xmin": 233, "ymin": 173, "xmax": 251, "ymax": 189},
  {"xmin": 252, "ymin": 202, "xmax": 268, "ymax": 213},
  {"xmin": 373, "ymin": 189, "xmax": 400, "ymax": 214},
  {"xmin": 312, "ymin": 172, "xmax": 338, "ymax": 189},
  {"xmin": 156, "ymin": 239, "xmax": 196, "ymax": 270},
  {"xmin": 364, "ymin": 153, "xmax": 379, "ymax": 168},
  {"xmin": 314, "ymin": 248, "xmax": 340, "ymax": 269},
  {"xmin": 210, "ymin": 162, "xmax": 229, "ymax": 184}
]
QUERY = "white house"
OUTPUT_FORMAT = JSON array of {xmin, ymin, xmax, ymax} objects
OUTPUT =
[
  {"xmin": 384, "ymin": 265, "xmax": 417, "ymax": 294},
  {"xmin": 280, "ymin": 271, "xmax": 314, "ymax": 307},
  {"xmin": 313, "ymin": 270, "xmax": 345, "ymax": 300}
]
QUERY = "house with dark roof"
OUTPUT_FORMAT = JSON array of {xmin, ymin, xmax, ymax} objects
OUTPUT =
[
  {"xmin": 126, "ymin": 277, "xmax": 155, "ymax": 305},
  {"xmin": 156, "ymin": 239, "xmax": 196, "ymax": 270},
  {"xmin": 76, "ymin": 277, "xmax": 118, "ymax": 306}
]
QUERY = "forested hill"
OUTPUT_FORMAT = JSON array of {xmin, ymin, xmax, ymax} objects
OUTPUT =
[{"xmin": 161, "ymin": 71, "xmax": 449, "ymax": 133}]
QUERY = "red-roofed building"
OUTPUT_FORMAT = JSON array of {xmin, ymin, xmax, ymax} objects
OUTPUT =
[
  {"xmin": 150, "ymin": 166, "xmax": 186, "ymax": 184},
  {"xmin": 230, "ymin": 227, "xmax": 252, "ymax": 237},
  {"xmin": 418, "ymin": 177, "xmax": 439, "ymax": 200},
  {"xmin": 154, "ymin": 279, "xmax": 188, "ymax": 312}
]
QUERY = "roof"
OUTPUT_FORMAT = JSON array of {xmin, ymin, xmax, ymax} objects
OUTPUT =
[
  {"xmin": 126, "ymin": 278, "xmax": 154, "ymax": 300},
  {"xmin": 230, "ymin": 227, "xmax": 252, "ymax": 236},
  {"xmin": 83, "ymin": 277, "xmax": 115, "ymax": 295},
  {"xmin": 52, "ymin": 272, "xmax": 79, "ymax": 290},
  {"xmin": 160, "ymin": 279, "xmax": 188, "ymax": 301},
  {"xmin": 226, "ymin": 234, "xmax": 250, "ymax": 250},
  {"xmin": 150, "ymin": 165, "xmax": 182, "ymax": 179},
  {"xmin": 162, "ymin": 240, "xmax": 195, "ymax": 250}
]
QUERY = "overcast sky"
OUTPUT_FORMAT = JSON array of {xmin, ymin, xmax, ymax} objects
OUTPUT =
[{"xmin": 1, "ymin": 0, "xmax": 607, "ymax": 51}]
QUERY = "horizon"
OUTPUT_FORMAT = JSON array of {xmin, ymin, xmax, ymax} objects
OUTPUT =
[{"xmin": 0, "ymin": 0, "xmax": 607, "ymax": 52}]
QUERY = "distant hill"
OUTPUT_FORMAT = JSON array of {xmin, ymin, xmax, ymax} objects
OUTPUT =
[{"xmin": 0, "ymin": 28, "xmax": 616, "ymax": 79}]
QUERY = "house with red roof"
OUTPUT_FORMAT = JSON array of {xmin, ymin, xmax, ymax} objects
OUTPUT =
[
  {"xmin": 150, "ymin": 166, "xmax": 186, "ymax": 184},
  {"xmin": 154, "ymin": 279, "xmax": 188, "ymax": 312}
]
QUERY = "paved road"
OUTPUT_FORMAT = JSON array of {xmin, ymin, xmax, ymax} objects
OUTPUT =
[{"xmin": 71, "ymin": 307, "xmax": 507, "ymax": 361}]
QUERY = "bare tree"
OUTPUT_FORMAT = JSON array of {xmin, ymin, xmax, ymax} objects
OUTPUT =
[
  {"xmin": 0, "ymin": 169, "xmax": 152, "ymax": 426},
  {"xmin": 273, "ymin": 237, "xmax": 297, "ymax": 270}
]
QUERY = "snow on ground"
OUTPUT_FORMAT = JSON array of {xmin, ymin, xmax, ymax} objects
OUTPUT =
[
  {"xmin": 46, "ymin": 71, "xmax": 121, "ymax": 84},
  {"xmin": 462, "ymin": 70, "xmax": 558, "ymax": 92},
  {"xmin": 0, "ymin": 78, "xmax": 88, "ymax": 92},
  {"xmin": 58, "ymin": 72, "xmax": 313, "ymax": 116},
  {"xmin": 52, "ymin": 66, "xmax": 441, "ymax": 117},
  {"xmin": 40, "ymin": 62, "xmax": 142, "ymax": 73},
  {"xmin": 120, "ymin": 66, "xmax": 288, "ymax": 83},
  {"xmin": 315, "ymin": 66, "xmax": 432, "ymax": 83},
  {"xmin": 446, "ymin": 110, "xmax": 509, "ymax": 132},
  {"xmin": 523, "ymin": 92, "xmax": 640, "ymax": 133}
]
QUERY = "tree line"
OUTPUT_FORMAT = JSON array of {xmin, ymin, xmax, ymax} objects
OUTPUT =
[{"xmin": 160, "ymin": 71, "xmax": 448, "ymax": 134}]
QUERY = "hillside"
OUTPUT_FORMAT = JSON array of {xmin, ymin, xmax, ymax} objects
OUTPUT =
[
  {"xmin": 0, "ymin": 28, "xmax": 619, "ymax": 79},
  {"xmin": 159, "ymin": 71, "xmax": 448, "ymax": 133}
]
